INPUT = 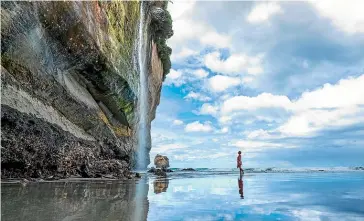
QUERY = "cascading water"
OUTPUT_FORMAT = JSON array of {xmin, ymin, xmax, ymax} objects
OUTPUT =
[
  {"xmin": 136, "ymin": 1, "xmax": 148, "ymax": 170},
  {"xmin": 134, "ymin": 3, "xmax": 150, "ymax": 220}
]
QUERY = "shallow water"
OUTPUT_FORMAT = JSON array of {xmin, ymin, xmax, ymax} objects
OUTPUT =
[{"xmin": 2, "ymin": 172, "xmax": 364, "ymax": 221}]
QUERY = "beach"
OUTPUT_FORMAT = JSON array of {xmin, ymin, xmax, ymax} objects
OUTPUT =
[{"xmin": 2, "ymin": 170, "xmax": 364, "ymax": 221}]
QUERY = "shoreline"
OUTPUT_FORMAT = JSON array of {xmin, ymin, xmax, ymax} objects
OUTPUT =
[{"xmin": 2, "ymin": 169, "xmax": 364, "ymax": 184}]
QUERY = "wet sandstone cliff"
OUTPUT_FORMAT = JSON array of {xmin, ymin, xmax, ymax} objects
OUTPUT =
[{"xmin": 1, "ymin": 1, "xmax": 172, "ymax": 179}]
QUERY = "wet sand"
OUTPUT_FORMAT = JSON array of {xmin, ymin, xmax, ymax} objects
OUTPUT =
[{"xmin": 2, "ymin": 171, "xmax": 364, "ymax": 221}]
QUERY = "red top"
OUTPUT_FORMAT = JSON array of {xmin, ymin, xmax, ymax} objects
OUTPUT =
[{"xmin": 237, "ymin": 155, "xmax": 242, "ymax": 168}]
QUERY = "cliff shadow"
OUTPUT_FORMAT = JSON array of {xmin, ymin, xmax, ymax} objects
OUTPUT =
[{"xmin": 1, "ymin": 178, "xmax": 149, "ymax": 221}]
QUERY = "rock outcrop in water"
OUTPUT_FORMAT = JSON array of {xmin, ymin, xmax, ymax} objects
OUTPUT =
[
  {"xmin": 154, "ymin": 154, "xmax": 170, "ymax": 169},
  {"xmin": 1, "ymin": 1, "xmax": 172, "ymax": 179}
]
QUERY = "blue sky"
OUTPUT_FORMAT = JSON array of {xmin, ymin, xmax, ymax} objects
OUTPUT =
[{"xmin": 149, "ymin": 1, "xmax": 364, "ymax": 168}]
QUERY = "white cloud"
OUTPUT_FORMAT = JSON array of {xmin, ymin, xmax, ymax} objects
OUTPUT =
[
  {"xmin": 174, "ymin": 152, "xmax": 230, "ymax": 161},
  {"xmin": 200, "ymin": 31, "xmax": 231, "ymax": 48},
  {"xmin": 204, "ymin": 52, "xmax": 247, "ymax": 75},
  {"xmin": 232, "ymin": 140, "xmax": 283, "ymax": 151},
  {"xmin": 165, "ymin": 69, "xmax": 209, "ymax": 87},
  {"xmin": 218, "ymin": 127, "xmax": 229, "ymax": 134},
  {"xmin": 278, "ymin": 106, "xmax": 364, "ymax": 136},
  {"xmin": 185, "ymin": 121, "xmax": 213, "ymax": 133},
  {"xmin": 168, "ymin": 19, "xmax": 231, "ymax": 50},
  {"xmin": 184, "ymin": 92, "xmax": 211, "ymax": 102},
  {"xmin": 167, "ymin": 69, "xmax": 182, "ymax": 80},
  {"xmin": 247, "ymin": 2, "xmax": 283, "ymax": 23},
  {"xmin": 222, "ymin": 93, "xmax": 292, "ymax": 114},
  {"xmin": 204, "ymin": 52, "xmax": 264, "ymax": 76},
  {"xmin": 218, "ymin": 116, "xmax": 232, "ymax": 124},
  {"xmin": 208, "ymin": 75, "xmax": 241, "ymax": 92},
  {"xmin": 165, "ymin": 69, "xmax": 183, "ymax": 86},
  {"xmin": 192, "ymin": 69, "xmax": 209, "ymax": 78},
  {"xmin": 152, "ymin": 143, "xmax": 187, "ymax": 154},
  {"xmin": 293, "ymin": 75, "xmax": 364, "ymax": 111},
  {"xmin": 309, "ymin": 0, "xmax": 364, "ymax": 34},
  {"xmin": 247, "ymin": 66, "xmax": 264, "ymax": 75},
  {"xmin": 242, "ymin": 76, "xmax": 254, "ymax": 83},
  {"xmin": 168, "ymin": 19, "xmax": 204, "ymax": 47},
  {"xmin": 223, "ymin": 75, "xmax": 364, "ymax": 114},
  {"xmin": 173, "ymin": 119, "xmax": 184, "ymax": 126},
  {"xmin": 245, "ymin": 129, "xmax": 271, "ymax": 139},
  {"xmin": 199, "ymin": 103, "xmax": 218, "ymax": 115},
  {"xmin": 168, "ymin": 0, "xmax": 196, "ymax": 20},
  {"xmin": 280, "ymin": 74, "xmax": 364, "ymax": 136},
  {"xmin": 171, "ymin": 47, "xmax": 198, "ymax": 62},
  {"xmin": 207, "ymin": 74, "xmax": 364, "ymax": 137}
]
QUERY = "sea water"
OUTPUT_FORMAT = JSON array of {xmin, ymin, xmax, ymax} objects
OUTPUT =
[{"xmin": 2, "ymin": 171, "xmax": 364, "ymax": 221}]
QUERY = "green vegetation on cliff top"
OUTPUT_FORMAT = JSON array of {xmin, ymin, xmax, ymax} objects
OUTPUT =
[{"xmin": 151, "ymin": 1, "xmax": 174, "ymax": 79}]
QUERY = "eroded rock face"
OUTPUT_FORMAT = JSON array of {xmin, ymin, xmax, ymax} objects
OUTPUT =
[
  {"xmin": 1, "ymin": 1, "xmax": 172, "ymax": 178},
  {"xmin": 154, "ymin": 154, "xmax": 170, "ymax": 169}
]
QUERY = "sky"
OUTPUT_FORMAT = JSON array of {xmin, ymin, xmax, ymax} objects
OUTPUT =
[{"xmin": 149, "ymin": 0, "xmax": 364, "ymax": 168}]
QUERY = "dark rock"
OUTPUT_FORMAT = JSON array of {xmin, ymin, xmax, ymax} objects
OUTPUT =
[
  {"xmin": 148, "ymin": 167, "xmax": 172, "ymax": 176},
  {"xmin": 79, "ymin": 164, "xmax": 91, "ymax": 178},
  {"xmin": 154, "ymin": 169, "xmax": 167, "ymax": 177},
  {"xmin": 148, "ymin": 167, "xmax": 156, "ymax": 173},
  {"xmin": 135, "ymin": 173, "xmax": 141, "ymax": 178},
  {"xmin": 102, "ymin": 174, "xmax": 115, "ymax": 179},
  {"xmin": 181, "ymin": 168, "xmax": 195, "ymax": 171},
  {"xmin": 150, "ymin": 6, "xmax": 173, "ymax": 39},
  {"xmin": 45, "ymin": 176, "xmax": 55, "ymax": 180}
]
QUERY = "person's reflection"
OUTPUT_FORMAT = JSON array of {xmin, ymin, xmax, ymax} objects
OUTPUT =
[
  {"xmin": 153, "ymin": 178, "xmax": 169, "ymax": 194},
  {"xmin": 238, "ymin": 174, "xmax": 244, "ymax": 199}
]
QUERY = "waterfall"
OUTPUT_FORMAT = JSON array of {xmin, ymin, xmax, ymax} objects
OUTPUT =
[{"xmin": 136, "ymin": 1, "xmax": 148, "ymax": 170}]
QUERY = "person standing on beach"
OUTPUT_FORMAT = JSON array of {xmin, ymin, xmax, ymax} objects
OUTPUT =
[{"xmin": 237, "ymin": 151, "xmax": 244, "ymax": 175}]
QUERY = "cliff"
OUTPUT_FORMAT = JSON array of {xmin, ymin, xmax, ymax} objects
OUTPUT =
[{"xmin": 1, "ymin": 1, "xmax": 172, "ymax": 179}]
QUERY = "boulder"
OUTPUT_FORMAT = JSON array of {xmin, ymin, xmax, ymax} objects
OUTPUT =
[{"xmin": 154, "ymin": 154, "xmax": 170, "ymax": 169}]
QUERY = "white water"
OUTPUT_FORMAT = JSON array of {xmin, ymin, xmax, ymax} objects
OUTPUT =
[{"xmin": 137, "ymin": 1, "xmax": 148, "ymax": 170}]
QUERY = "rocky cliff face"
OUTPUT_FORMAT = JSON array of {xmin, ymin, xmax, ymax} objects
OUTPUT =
[{"xmin": 1, "ymin": 1, "xmax": 172, "ymax": 179}]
